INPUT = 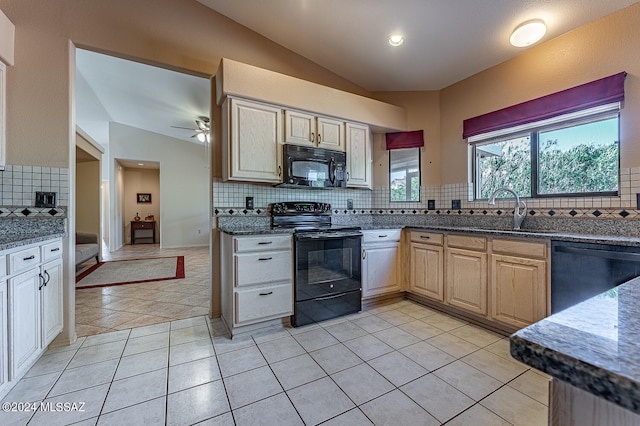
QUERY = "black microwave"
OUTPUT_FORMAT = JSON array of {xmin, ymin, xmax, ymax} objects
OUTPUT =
[{"xmin": 280, "ymin": 144, "xmax": 347, "ymax": 189}]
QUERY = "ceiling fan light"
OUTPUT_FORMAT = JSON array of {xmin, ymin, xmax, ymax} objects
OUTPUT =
[
  {"xmin": 196, "ymin": 133, "xmax": 206, "ymax": 143},
  {"xmin": 510, "ymin": 19, "xmax": 546, "ymax": 47}
]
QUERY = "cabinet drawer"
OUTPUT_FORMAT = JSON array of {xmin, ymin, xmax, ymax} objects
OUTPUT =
[
  {"xmin": 132, "ymin": 221, "xmax": 154, "ymax": 229},
  {"xmin": 447, "ymin": 234, "xmax": 486, "ymax": 251},
  {"xmin": 0, "ymin": 253, "xmax": 5, "ymax": 278},
  {"xmin": 234, "ymin": 235, "xmax": 291, "ymax": 253},
  {"xmin": 410, "ymin": 231, "xmax": 443, "ymax": 245},
  {"xmin": 362, "ymin": 229, "xmax": 401, "ymax": 244},
  {"xmin": 41, "ymin": 240, "xmax": 63, "ymax": 262},
  {"xmin": 235, "ymin": 251, "xmax": 292, "ymax": 286},
  {"xmin": 235, "ymin": 283, "xmax": 292, "ymax": 324},
  {"xmin": 492, "ymin": 238, "xmax": 547, "ymax": 258},
  {"xmin": 8, "ymin": 247, "xmax": 40, "ymax": 275}
]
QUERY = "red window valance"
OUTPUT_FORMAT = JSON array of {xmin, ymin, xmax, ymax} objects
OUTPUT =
[
  {"xmin": 462, "ymin": 72, "xmax": 627, "ymax": 139},
  {"xmin": 385, "ymin": 130, "xmax": 424, "ymax": 150}
]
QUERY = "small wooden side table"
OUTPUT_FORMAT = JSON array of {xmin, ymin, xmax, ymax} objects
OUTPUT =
[{"xmin": 131, "ymin": 220, "xmax": 156, "ymax": 244}]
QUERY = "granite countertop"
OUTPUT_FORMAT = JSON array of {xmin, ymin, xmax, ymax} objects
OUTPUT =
[
  {"xmin": 511, "ymin": 276, "xmax": 640, "ymax": 414},
  {"xmin": 0, "ymin": 231, "xmax": 66, "ymax": 251},
  {"xmin": 218, "ymin": 223, "xmax": 640, "ymax": 246},
  {"xmin": 406, "ymin": 225, "xmax": 640, "ymax": 246}
]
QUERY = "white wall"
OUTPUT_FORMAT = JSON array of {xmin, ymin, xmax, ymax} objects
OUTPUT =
[{"xmin": 109, "ymin": 122, "xmax": 209, "ymax": 248}]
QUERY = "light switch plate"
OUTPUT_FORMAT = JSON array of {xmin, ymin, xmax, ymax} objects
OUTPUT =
[
  {"xmin": 427, "ymin": 200, "xmax": 436, "ymax": 210},
  {"xmin": 452, "ymin": 199, "xmax": 461, "ymax": 209}
]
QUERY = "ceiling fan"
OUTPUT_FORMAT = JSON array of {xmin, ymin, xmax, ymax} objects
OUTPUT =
[{"xmin": 171, "ymin": 116, "xmax": 211, "ymax": 143}]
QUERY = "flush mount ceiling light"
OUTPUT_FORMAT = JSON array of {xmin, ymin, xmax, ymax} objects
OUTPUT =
[
  {"xmin": 510, "ymin": 19, "xmax": 546, "ymax": 47},
  {"xmin": 137, "ymin": 163, "xmax": 144, "ymax": 166},
  {"xmin": 388, "ymin": 34, "xmax": 405, "ymax": 47}
]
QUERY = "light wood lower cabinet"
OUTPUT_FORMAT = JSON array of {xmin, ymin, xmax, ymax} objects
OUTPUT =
[
  {"xmin": 406, "ymin": 230, "xmax": 549, "ymax": 331},
  {"xmin": 446, "ymin": 247, "xmax": 488, "ymax": 315},
  {"xmin": 409, "ymin": 232, "xmax": 444, "ymax": 301},
  {"xmin": 490, "ymin": 238, "xmax": 548, "ymax": 329}
]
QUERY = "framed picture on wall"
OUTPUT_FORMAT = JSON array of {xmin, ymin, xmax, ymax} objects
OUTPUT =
[{"xmin": 137, "ymin": 193, "xmax": 152, "ymax": 203}]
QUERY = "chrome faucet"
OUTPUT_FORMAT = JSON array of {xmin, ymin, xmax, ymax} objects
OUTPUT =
[{"xmin": 488, "ymin": 187, "xmax": 527, "ymax": 230}]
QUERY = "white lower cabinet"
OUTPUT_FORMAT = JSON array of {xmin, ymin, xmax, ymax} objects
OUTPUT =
[
  {"xmin": 362, "ymin": 230, "xmax": 402, "ymax": 299},
  {"xmin": 221, "ymin": 233, "xmax": 293, "ymax": 337},
  {"xmin": 41, "ymin": 258, "xmax": 63, "ymax": 348},
  {"xmin": 0, "ymin": 280, "xmax": 8, "ymax": 397},
  {"xmin": 8, "ymin": 267, "xmax": 41, "ymax": 380},
  {"xmin": 1, "ymin": 237, "xmax": 63, "ymax": 399}
]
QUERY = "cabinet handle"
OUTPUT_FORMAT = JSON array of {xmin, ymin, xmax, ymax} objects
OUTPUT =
[
  {"xmin": 310, "ymin": 132, "xmax": 315, "ymax": 142},
  {"xmin": 318, "ymin": 133, "xmax": 322, "ymax": 143},
  {"xmin": 259, "ymin": 291, "xmax": 273, "ymax": 296},
  {"xmin": 23, "ymin": 255, "xmax": 35, "ymax": 261},
  {"xmin": 362, "ymin": 249, "xmax": 366, "ymax": 260},
  {"xmin": 51, "ymin": 247, "xmax": 60, "ymax": 252},
  {"xmin": 346, "ymin": 171, "xmax": 350, "ymax": 181},
  {"xmin": 44, "ymin": 270, "xmax": 51, "ymax": 285},
  {"xmin": 258, "ymin": 257, "xmax": 273, "ymax": 261},
  {"xmin": 38, "ymin": 273, "xmax": 46, "ymax": 290},
  {"xmin": 420, "ymin": 235, "xmax": 430, "ymax": 239},
  {"xmin": 278, "ymin": 165, "xmax": 282, "ymax": 176},
  {"xmin": 257, "ymin": 241, "xmax": 273, "ymax": 245},
  {"xmin": 378, "ymin": 235, "xmax": 388, "ymax": 238}
]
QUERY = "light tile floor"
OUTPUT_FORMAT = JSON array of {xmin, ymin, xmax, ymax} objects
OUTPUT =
[
  {"xmin": 73, "ymin": 244, "xmax": 210, "ymax": 337},
  {"xmin": 1, "ymin": 300, "xmax": 549, "ymax": 426}
]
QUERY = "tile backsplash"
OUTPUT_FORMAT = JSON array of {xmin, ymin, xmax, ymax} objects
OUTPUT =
[
  {"xmin": 214, "ymin": 167, "xmax": 640, "ymax": 221},
  {"xmin": 0, "ymin": 164, "xmax": 69, "ymax": 217}
]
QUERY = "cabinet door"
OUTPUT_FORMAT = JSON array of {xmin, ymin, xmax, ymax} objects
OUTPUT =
[
  {"xmin": 41, "ymin": 258, "xmax": 63, "ymax": 348},
  {"xmin": 491, "ymin": 254, "xmax": 547, "ymax": 329},
  {"xmin": 8, "ymin": 268, "xmax": 41, "ymax": 380},
  {"xmin": 317, "ymin": 116, "xmax": 345, "ymax": 151},
  {"xmin": 284, "ymin": 109, "xmax": 316, "ymax": 146},
  {"xmin": 345, "ymin": 122, "xmax": 371, "ymax": 188},
  {"xmin": 0, "ymin": 280, "xmax": 8, "ymax": 397},
  {"xmin": 446, "ymin": 248, "xmax": 487, "ymax": 315},
  {"xmin": 362, "ymin": 244, "xmax": 401, "ymax": 298},
  {"xmin": 410, "ymin": 243, "xmax": 444, "ymax": 301},
  {"xmin": 228, "ymin": 99, "xmax": 283, "ymax": 183}
]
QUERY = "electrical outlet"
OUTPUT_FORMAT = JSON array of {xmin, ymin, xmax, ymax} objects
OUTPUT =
[
  {"xmin": 246, "ymin": 196, "xmax": 254, "ymax": 210},
  {"xmin": 427, "ymin": 200, "xmax": 435, "ymax": 210},
  {"xmin": 452, "ymin": 199, "xmax": 461, "ymax": 209},
  {"xmin": 347, "ymin": 199, "xmax": 353, "ymax": 210}
]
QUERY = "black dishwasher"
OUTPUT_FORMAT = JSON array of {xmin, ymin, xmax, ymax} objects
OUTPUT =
[{"xmin": 551, "ymin": 240, "xmax": 640, "ymax": 313}]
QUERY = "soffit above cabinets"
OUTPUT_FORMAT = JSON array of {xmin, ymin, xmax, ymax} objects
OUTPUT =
[{"xmin": 199, "ymin": 0, "xmax": 637, "ymax": 91}]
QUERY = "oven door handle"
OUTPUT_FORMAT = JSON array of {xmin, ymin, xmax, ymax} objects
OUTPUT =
[{"xmin": 314, "ymin": 293, "xmax": 351, "ymax": 302}]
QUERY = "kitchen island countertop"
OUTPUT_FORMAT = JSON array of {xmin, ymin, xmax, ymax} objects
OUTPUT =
[{"xmin": 511, "ymin": 275, "xmax": 640, "ymax": 415}]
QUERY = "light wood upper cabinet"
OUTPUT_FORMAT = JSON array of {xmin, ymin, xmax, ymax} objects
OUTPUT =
[
  {"xmin": 284, "ymin": 109, "xmax": 345, "ymax": 151},
  {"xmin": 490, "ymin": 238, "xmax": 548, "ymax": 329},
  {"xmin": 316, "ymin": 116, "xmax": 344, "ymax": 151},
  {"xmin": 445, "ymin": 238, "xmax": 488, "ymax": 315},
  {"xmin": 345, "ymin": 122, "xmax": 372, "ymax": 189},
  {"xmin": 223, "ymin": 98, "xmax": 283, "ymax": 183}
]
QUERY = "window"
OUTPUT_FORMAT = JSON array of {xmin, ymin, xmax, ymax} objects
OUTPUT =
[
  {"xmin": 390, "ymin": 148, "xmax": 420, "ymax": 202},
  {"xmin": 473, "ymin": 109, "xmax": 619, "ymax": 199}
]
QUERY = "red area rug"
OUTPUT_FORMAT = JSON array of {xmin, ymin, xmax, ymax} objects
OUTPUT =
[{"xmin": 76, "ymin": 256, "xmax": 185, "ymax": 289}]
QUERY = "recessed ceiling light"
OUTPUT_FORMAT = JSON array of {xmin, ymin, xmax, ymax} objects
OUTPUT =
[
  {"xmin": 388, "ymin": 34, "xmax": 404, "ymax": 47},
  {"xmin": 137, "ymin": 163, "xmax": 144, "ymax": 166},
  {"xmin": 510, "ymin": 19, "xmax": 546, "ymax": 47}
]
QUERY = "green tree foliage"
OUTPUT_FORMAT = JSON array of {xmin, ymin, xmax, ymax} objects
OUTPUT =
[
  {"xmin": 539, "ymin": 139, "xmax": 618, "ymax": 194},
  {"xmin": 477, "ymin": 138, "xmax": 618, "ymax": 198}
]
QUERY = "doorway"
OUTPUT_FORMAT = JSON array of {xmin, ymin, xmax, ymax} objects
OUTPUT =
[{"xmin": 74, "ymin": 48, "xmax": 211, "ymax": 337}]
